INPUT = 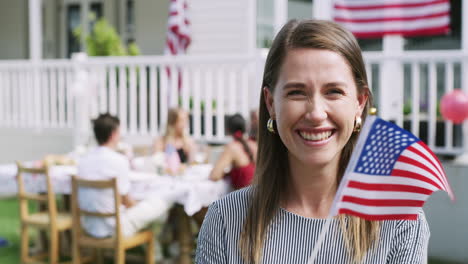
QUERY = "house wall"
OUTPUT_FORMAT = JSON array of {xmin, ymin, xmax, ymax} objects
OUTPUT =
[
  {"xmin": 190, "ymin": 0, "xmax": 254, "ymax": 54},
  {"xmin": 0, "ymin": 0, "xmax": 28, "ymax": 59},
  {"xmin": 43, "ymin": 0, "xmax": 60, "ymax": 58},
  {"xmin": 424, "ymin": 163, "xmax": 468, "ymax": 262},
  {"xmin": 134, "ymin": 0, "xmax": 169, "ymax": 55},
  {"xmin": 103, "ymin": 0, "xmax": 118, "ymax": 26},
  {"xmin": 288, "ymin": 1, "xmax": 312, "ymax": 20}
]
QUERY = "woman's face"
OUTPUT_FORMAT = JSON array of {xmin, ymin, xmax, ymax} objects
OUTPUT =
[{"xmin": 264, "ymin": 48, "xmax": 367, "ymax": 169}]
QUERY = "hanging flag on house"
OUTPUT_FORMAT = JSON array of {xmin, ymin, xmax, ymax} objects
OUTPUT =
[
  {"xmin": 165, "ymin": 0, "xmax": 191, "ymax": 106},
  {"xmin": 330, "ymin": 115, "xmax": 454, "ymax": 221},
  {"xmin": 165, "ymin": 0, "xmax": 191, "ymax": 55},
  {"xmin": 333, "ymin": 0, "xmax": 451, "ymax": 38}
]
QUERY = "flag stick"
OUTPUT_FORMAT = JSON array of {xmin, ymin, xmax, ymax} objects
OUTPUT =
[
  {"xmin": 308, "ymin": 108, "xmax": 378, "ymax": 264},
  {"xmin": 307, "ymin": 216, "xmax": 333, "ymax": 264}
]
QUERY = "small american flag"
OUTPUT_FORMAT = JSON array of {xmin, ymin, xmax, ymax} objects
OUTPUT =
[
  {"xmin": 333, "ymin": 0, "xmax": 451, "ymax": 38},
  {"xmin": 330, "ymin": 115, "xmax": 454, "ymax": 221}
]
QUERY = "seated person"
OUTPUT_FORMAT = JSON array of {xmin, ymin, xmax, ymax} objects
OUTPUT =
[
  {"xmin": 78, "ymin": 113, "xmax": 171, "ymax": 238},
  {"xmin": 209, "ymin": 114, "xmax": 258, "ymax": 189},
  {"xmin": 153, "ymin": 108, "xmax": 195, "ymax": 164}
]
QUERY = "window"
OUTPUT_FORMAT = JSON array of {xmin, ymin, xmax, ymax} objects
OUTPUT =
[{"xmin": 66, "ymin": 2, "xmax": 103, "ymax": 57}]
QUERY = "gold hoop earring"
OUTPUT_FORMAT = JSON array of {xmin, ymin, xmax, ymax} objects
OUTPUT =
[
  {"xmin": 354, "ymin": 117, "xmax": 362, "ymax": 132},
  {"xmin": 267, "ymin": 118, "xmax": 276, "ymax": 134}
]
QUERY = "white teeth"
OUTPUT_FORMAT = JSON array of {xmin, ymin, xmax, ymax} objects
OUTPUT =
[{"xmin": 299, "ymin": 131, "xmax": 332, "ymax": 141}]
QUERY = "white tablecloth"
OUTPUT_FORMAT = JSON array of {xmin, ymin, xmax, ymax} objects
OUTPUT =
[{"xmin": 0, "ymin": 160, "xmax": 231, "ymax": 216}]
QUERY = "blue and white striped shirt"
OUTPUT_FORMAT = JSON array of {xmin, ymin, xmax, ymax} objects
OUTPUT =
[{"xmin": 196, "ymin": 187, "xmax": 429, "ymax": 264}]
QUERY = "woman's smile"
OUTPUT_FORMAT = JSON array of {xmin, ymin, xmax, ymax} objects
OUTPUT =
[{"xmin": 296, "ymin": 128, "xmax": 335, "ymax": 145}]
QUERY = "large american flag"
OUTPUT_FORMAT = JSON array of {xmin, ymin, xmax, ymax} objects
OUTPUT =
[
  {"xmin": 333, "ymin": 0, "xmax": 451, "ymax": 38},
  {"xmin": 330, "ymin": 115, "xmax": 454, "ymax": 221}
]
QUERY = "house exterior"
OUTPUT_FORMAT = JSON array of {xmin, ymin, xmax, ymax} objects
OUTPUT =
[
  {"xmin": 0, "ymin": 1, "xmax": 467, "ymax": 261},
  {"xmin": 1, "ymin": 0, "xmax": 318, "ymax": 59}
]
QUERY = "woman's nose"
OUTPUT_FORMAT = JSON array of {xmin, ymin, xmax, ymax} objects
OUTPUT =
[{"xmin": 304, "ymin": 97, "xmax": 327, "ymax": 123}]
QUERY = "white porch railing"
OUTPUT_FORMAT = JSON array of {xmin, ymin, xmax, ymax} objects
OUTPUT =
[
  {"xmin": 0, "ymin": 54, "xmax": 262, "ymax": 145},
  {"xmin": 0, "ymin": 51, "xmax": 466, "ymax": 156},
  {"xmin": 364, "ymin": 50, "xmax": 468, "ymax": 155}
]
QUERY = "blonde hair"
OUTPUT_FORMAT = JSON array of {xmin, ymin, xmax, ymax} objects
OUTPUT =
[
  {"xmin": 164, "ymin": 108, "xmax": 190, "ymax": 145},
  {"xmin": 239, "ymin": 19, "xmax": 379, "ymax": 263}
]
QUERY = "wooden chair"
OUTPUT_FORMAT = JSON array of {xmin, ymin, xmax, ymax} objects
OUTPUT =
[
  {"xmin": 16, "ymin": 161, "xmax": 73, "ymax": 264},
  {"xmin": 71, "ymin": 176, "xmax": 155, "ymax": 264}
]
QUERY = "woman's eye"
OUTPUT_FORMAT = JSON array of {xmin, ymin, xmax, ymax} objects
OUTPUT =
[
  {"xmin": 327, "ymin": 89, "xmax": 344, "ymax": 95},
  {"xmin": 287, "ymin": 90, "xmax": 305, "ymax": 96}
]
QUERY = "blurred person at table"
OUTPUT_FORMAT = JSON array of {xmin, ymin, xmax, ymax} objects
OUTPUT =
[
  {"xmin": 153, "ymin": 108, "xmax": 195, "ymax": 164},
  {"xmin": 209, "ymin": 114, "xmax": 257, "ymax": 190},
  {"xmin": 78, "ymin": 113, "xmax": 171, "ymax": 238}
]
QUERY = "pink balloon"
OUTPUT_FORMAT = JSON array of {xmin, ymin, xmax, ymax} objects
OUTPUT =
[{"xmin": 440, "ymin": 89, "xmax": 468, "ymax": 124}]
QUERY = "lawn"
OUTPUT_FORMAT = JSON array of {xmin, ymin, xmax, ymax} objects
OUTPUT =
[
  {"xmin": 0, "ymin": 198, "xmax": 21, "ymax": 264},
  {"xmin": 0, "ymin": 198, "xmax": 463, "ymax": 264}
]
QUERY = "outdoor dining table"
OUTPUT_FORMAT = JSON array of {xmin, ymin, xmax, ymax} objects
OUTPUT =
[{"xmin": 0, "ymin": 158, "xmax": 231, "ymax": 263}]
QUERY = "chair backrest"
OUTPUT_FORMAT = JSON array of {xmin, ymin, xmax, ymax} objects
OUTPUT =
[
  {"xmin": 70, "ymin": 176, "xmax": 122, "ymax": 241},
  {"xmin": 16, "ymin": 161, "xmax": 57, "ymax": 227}
]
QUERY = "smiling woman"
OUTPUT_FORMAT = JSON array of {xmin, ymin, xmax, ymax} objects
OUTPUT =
[{"xmin": 196, "ymin": 20, "xmax": 429, "ymax": 264}]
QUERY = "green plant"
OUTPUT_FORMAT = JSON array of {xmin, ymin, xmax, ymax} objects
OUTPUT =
[
  {"xmin": 74, "ymin": 18, "xmax": 140, "ymax": 56},
  {"xmin": 403, "ymin": 100, "xmax": 442, "ymax": 117},
  {"xmin": 182, "ymin": 96, "xmax": 217, "ymax": 112}
]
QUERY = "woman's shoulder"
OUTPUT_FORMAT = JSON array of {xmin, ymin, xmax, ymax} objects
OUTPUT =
[
  {"xmin": 210, "ymin": 186, "xmax": 253, "ymax": 217},
  {"xmin": 380, "ymin": 210, "xmax": 429, "ymax": 239}
]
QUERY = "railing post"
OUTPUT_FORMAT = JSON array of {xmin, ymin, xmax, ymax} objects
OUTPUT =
[
  {"xmin": 380, "ymin": 36, "xmax": 404, "ymax": 126},
  {"xmin": 71, "ymin": 52, "xmax": 91, "ymax": 148}
]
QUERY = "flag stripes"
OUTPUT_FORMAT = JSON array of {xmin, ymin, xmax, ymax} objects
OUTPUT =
[
  {"xmin": 331, "ymin": 115, "xmax": 454, "ymax": 221},
  {"xmin": 333, "ymin": 0, "xmax": 450, "ymax": 38},
  {"xmin": 165, "ymin": 0, "xmax": 191, "ymax": 55}
]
